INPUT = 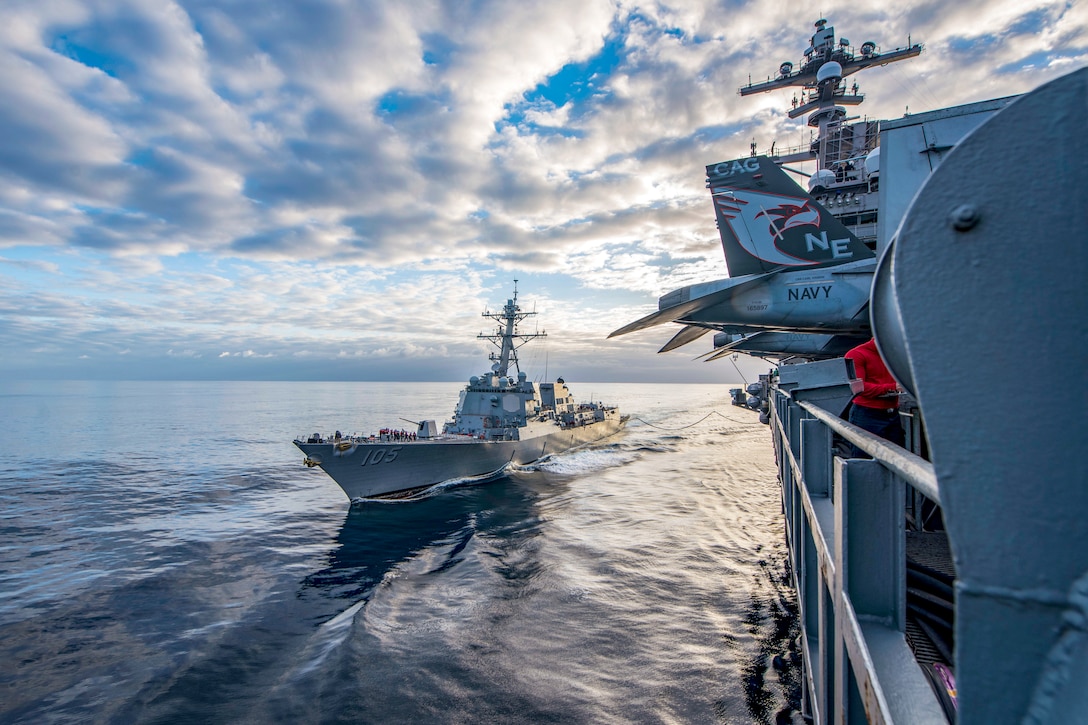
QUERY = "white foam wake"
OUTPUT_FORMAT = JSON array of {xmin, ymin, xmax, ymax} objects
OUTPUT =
[{"xmin": 521, "ymin": 446, "xmax": 637, "ymax": 476}]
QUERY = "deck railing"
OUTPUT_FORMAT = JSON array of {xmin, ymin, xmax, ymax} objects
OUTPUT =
[{"xmin": 771, "ymin": 388, "xmax": 948, "ymax": 723}]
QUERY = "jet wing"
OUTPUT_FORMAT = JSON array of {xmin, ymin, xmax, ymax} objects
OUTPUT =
[
  {"xmin": 657, "ymin": 325, "xmax": 713, "ymax": 353},
  {"xmin": 608, "ymin": 272, "xmax": 776, "ymax": 339},
  {"xmin": 608, "ymin": 297, "xmax": 726, "ymax": 339}
]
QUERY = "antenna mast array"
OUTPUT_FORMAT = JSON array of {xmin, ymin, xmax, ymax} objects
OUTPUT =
[{"xmin": 478, "ymin": 280, "xmax": 546, "ymax": 377}]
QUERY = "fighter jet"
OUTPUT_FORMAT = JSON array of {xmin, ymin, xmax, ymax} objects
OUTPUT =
[{"xmin": 609, "ymin": 155, "xmax": 876, "ymax": 346}]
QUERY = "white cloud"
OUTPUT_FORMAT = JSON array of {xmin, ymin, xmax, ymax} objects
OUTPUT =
[{"xmin": 0, "ymin": 0, "xmax": 1084, "ymax": 380}]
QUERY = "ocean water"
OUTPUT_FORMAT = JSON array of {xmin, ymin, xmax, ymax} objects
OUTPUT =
[{"xmin": 0, "ymin": 381, "xmax": 800, "ymax": 724}]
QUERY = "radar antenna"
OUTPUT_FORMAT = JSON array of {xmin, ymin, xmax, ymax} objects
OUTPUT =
[
  {"xmin": 738, "ymin": 18, "xmax": 923, "ymax": 173},
  {"xmin": 478, "ymin": 281, "xmax": 546, "ymax": 377}
]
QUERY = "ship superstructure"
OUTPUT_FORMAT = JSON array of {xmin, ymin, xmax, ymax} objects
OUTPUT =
[
  {"xmin": 738, "ymin": 18, "xmax": 921, "ymax": 248},
  {"xmin": 609, "ymin": 19, "xmax": 927, "ymax": 364},
  {"xmin": 295, "ymin": 284, "xmax": 626, "ymax": 501},
  {"xmin": 612, "ymin": 15, "xmax": 1088, "ymax": 724},
  {"xmin": 441, "ymin": 285, "xmax": 570, "ymax": 440}
]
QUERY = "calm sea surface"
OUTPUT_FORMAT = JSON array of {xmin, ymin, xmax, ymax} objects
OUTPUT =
[{"xmin": 0, "ymin": 381, "xmax": 800, "ymax": 724}]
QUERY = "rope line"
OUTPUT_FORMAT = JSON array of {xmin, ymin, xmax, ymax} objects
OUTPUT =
[
  {"xmin": 730, "ymin": 356, "xmax": 749, "ymax": 386},
  {"xmin": 632, "ymin": 409, "xmax": 754, "ymax": 430}
]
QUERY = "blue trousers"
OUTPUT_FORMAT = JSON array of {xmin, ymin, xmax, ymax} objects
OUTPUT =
[{"xmin": 847, "ymin": 404, "xmax": 903, "ymax": 457}]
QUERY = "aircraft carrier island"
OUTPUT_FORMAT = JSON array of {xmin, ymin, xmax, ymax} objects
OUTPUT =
[{"xmin": 613, "ymin": 18, "xmax": 1087, "ymax": 724}]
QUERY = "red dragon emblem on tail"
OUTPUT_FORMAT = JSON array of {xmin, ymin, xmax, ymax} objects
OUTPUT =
[{"xmin": 754, "ymin": 201, "xmax": 820, "ymax": 238}]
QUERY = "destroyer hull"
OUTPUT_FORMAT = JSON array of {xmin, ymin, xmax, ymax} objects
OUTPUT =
[{"xmin": 295, "ymin": 418, "xmax": 626, "ymax": 500}]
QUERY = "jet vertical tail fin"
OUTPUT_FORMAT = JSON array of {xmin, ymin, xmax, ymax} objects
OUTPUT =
[{"xmin": 705, "ymin": 155, "xmax": 874, "ymax": 277}]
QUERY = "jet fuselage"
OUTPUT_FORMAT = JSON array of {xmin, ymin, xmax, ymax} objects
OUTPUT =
[{"xmin": 666, "ymin": 258, "xmax": 875, "ymax": 334}]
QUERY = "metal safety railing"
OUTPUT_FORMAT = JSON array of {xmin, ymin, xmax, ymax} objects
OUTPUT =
[{"xmin": 771, "ymin": 388, "xmax": 948, "ymax": 724}]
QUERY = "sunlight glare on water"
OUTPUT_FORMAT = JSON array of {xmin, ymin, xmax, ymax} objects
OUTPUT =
[{"xmin": 0, "ymin": 381, "xmax": 800, "ymax": 724}]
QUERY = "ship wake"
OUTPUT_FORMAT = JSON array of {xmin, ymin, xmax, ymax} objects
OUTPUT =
[{"xmin": 516, "ymin": 445, "xmax": 637, "ymax": 476}]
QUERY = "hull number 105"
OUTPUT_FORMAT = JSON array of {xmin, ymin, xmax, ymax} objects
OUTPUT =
[{"xmin": 360, "ymin": 447, "xmax": 402, "ymax": 466}]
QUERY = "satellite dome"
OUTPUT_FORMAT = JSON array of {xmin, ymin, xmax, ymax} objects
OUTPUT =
[
  {"xmin": 807, "ymin": 105, "xmax": 847, "ymax": 127},
  {"xmin": 808, "ymin": 169, "xmax": 836, "ymax": 192},
  {"xmin": 864, "ymin": 147, "xmax": 881, "ymax": 177},
  {"xmin": 817, "ymin": 61, "xmax": 843, "ymax": 84}
]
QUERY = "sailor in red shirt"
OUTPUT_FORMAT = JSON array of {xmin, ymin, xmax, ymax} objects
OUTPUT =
[{"xmin": 844, "ymin": 338, "xmax": 903, "ymax": 449}]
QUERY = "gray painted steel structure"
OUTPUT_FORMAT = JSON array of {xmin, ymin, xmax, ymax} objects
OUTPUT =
[
  {"xmin": 874, "ymin": 68, "xmax": 1088, "ymax": 722},
  {"xmin": 773, "ymin": 384, "xmax": 946, "ymax": 723},
  {"xmin": 295, "ymin": 419, "xmax": 625, "ymax": 501},
  {"xmin": 295, "ymin": 286, "xmax": 626, "ymax": 501},
  {"xmin": 611, "ymin": 16, "xmax": 1083, "ymax": 721},
  {"xmin": 771, "ymin": 68, "xmax": 1088, "ymax": 722}
]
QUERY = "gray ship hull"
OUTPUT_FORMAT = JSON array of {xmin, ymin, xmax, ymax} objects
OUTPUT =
[{"xmin": 295, "ymin": 418, "xmax": 626, "ymax": 501}]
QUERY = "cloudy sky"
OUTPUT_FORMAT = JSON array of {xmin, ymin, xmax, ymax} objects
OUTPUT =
[{"xmin": 1, "ymin": 0, "xmax": 1084, "ymax": 382}]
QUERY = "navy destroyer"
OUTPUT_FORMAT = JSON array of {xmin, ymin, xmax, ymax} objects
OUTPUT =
[{"xmin": 295, "ymin": 285, "xmax": 627, "ymax": 501}]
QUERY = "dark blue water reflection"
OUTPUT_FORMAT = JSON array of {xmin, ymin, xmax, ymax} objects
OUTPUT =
[{"xmin": 0, "ymin": 382, "xmax": 800, "ymax": 723}]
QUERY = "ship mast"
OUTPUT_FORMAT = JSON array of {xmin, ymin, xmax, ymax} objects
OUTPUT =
[
  {"xmin": 478, "ymin": 280, "xmax": 546, "ymax": 378},
  {"xmin": 739, "ymin": 18, "xmax": 923, "ymax": 171}
]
